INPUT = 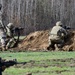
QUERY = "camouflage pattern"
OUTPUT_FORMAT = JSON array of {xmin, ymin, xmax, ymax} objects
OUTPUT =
[
  {"xmin": 0, "ymin": 6, "xmax": 2, "ymax": 21},
  {"xmin": 6, "ymin": 38, "xmax": 16, "ymax": 49},
  {"xmin": 49, "ymin": 25, "xmax": 67, "ymax": 40},
  {"xmin": 0, "ymin": 4, "xmax": 6, "ymax": 50},
  {"xmin": 6, "ymin": 26, "xmax": 13, "ymax": 37},
  {"xmin": 0, "ymin": 4, "xmax": 3, "ymax": 26},
  {"xmin": 6, "ymin": 23, "xmax": 15, "ymax": 49},
  {"xmin": 0, "ymin": 11, "xmax": 2, "ymax": 21},
  {"xmin": 48, "ymin": 21, "xmax": 67, "ymax": 50},
  {"xmin": 0, "ymin": 21, "xmax": 6, "ymax": 50}
]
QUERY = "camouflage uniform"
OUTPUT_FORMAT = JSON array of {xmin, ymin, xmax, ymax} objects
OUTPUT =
[
  {"xmin": 0, "ymin": 4, "xmax": 2, "ymax": 21},
  {"xmin": 6, "ymin": 23, "xmax": 15, "ymax": 49},
  {"xmin": 0, "ymin": 24, "xmax": 6, "ymax": 51},
  {"xmin": 0, "ymin": 4, "xmax": 6, "ymax": 51},
  {"xmin": 48, "ymin": 21, "xmax": 67, "ymax": 50}
]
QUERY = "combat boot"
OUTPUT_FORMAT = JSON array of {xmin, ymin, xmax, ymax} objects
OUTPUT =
[{"xmin": 47, "ymin": 44, "xmax": 55, "ymax": 51}]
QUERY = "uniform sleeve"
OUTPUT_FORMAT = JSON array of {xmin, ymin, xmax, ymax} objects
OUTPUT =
[{"xmin": 60, "ymin": 27, "xmax": 68, "ymax": 36}]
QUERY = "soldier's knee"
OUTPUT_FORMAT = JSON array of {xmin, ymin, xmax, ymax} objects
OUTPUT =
[{"xmin": 9, "ymin": 38, "xmax": 15, "ymax": 42}]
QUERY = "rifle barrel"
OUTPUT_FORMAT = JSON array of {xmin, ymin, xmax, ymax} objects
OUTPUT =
[{"xmin": 16, "ymin": 62, "xmax": 27, "ymax": 65}]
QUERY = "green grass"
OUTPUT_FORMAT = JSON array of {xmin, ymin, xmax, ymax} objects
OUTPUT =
[
  {"xmin": 1, "ymin": 51, "xmax": 75, "ymax": 75},
  {"xmin": 1, "ymin": 51, "xmax": 75, "ymax": 61}
]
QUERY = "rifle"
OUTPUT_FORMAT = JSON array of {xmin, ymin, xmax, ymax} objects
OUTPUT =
[
  {"xmin": 63, "ymin": 26, "xmax": 71, "ymax": 30},
  {"xmin": 12, "ymin": 27, "xmax": 24, "ymax": 47},
  {"xmin": 0, "ymin": 58, "xmax": 27, "ymax": 72}
]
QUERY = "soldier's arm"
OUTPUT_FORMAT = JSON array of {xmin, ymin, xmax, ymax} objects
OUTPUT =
[{"xmin": 61, "ymin": 28, "xmax": 68, "ymax": 37}]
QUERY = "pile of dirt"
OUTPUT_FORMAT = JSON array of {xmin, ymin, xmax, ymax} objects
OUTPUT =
[
  {"xmin": 18, "ymin": 30, "xmax": 75, "ymax": 51},
  {"xmin": 18, "ymin": 30, "xmax": 49, "ymax": 51}
]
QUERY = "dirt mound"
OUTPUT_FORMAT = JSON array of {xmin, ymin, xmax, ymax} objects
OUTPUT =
[
  {"xmin": 18, "ymin": 30, "xmax": 49, "ymax": 51},
  {"xmin": 18, "ymin": 30, "xmax": 75, "ymax": 51}
]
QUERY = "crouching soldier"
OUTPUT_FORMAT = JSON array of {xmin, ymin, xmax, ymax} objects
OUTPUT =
[
  {"xmin": 47, "ymin": 21, "xmax": 68, "ymax": 51},
  {"xmin": 6, "ymin": 23, "xmax": 15, "ymax": 49}
]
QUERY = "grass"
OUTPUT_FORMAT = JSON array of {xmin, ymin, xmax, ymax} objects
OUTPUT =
[
  {"xmin": 1, "ymin": 51, "xmax": 75, "ymax": 61},
  {"xmin": 1, "ymin": 51, "xmax": 75, "ymax": 75}
]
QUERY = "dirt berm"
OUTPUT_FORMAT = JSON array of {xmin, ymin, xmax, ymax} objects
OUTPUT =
[{"xmin": 18, "ymin": 30, "xmax": 75, "ymax": 51}]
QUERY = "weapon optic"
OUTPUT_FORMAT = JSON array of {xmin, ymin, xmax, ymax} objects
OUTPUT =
[{"xmin": 63, "ymin": 26, "xmax": 71, "ymax": 30}]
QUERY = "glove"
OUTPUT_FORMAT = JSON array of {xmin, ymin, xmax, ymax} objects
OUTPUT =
[{"xmin": 2, "ymin": 66, "xmax": 6, "ymax": 71}]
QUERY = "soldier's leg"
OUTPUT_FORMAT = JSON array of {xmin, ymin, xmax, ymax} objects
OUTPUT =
[
  {"xmin": 1, "ymin": 38, "xmax": 6, "ymax": 51},
  {"xmin": 55, "ymin": 40, "xmax": 65, "ymax": 51},
  {"xmin": 6, "ymin": 38, "xmax": 13, "ymax": 49},
  {"xmin": 6, "ymin": 38, "xmax": 15, "ymax": 49},
  {"xmin": 57, "ymin": 40, "xmax": 65, "ymax": 48},
  {"xmin": 47, "ymin": 38, "xmax": 55, "ymax": 50}
]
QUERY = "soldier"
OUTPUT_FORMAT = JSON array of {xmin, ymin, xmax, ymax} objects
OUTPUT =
[
  {"xmin": 0, "ymin": 57, "xmax": 2, "ymax": 75},
  {"xmin": 6, "ymin": 23, "xmax": 15, "ymax": 49},
  {"xmin": 0, "ymin": 4, "xmax": 6, "ymax": 51},
  {"xmin": 47, "ymin": 21, "xmax": 67, "ymax": 51},
  {"xmin": 0, "ymin": 58, "xmax": 6, "ymax": 75},
  {"xmin": 0, "ymin": 4, "xmax": 2, "ymax": 20}
]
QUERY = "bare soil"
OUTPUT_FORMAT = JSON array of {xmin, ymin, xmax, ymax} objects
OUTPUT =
[
  {"xmin": 16, "ymin": 30, "xmax": 75, "ymax": 51},
  {"xmin": 18, "ymin": 30, "xmax": 49, "ymax": 51}
]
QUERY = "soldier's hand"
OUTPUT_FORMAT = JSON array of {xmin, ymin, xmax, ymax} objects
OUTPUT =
[{"xmin": 2, "ymin": 66, "xmax": 6, "ymax": 71}]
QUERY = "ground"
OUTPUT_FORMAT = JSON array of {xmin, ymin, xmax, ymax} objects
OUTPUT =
[{"xmin": 2, "ymin": 52, "xmax": 75, "ymax": 75}]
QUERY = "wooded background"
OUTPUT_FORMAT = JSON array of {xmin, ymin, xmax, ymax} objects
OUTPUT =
[{"xmin": 0, "ymin": 0, "xmax": 75, "ymax": 35}]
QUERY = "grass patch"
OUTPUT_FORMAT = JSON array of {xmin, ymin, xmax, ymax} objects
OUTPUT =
[{"xmin": 1, "ymin": 51, "xmax": 75, "ymax": 75}]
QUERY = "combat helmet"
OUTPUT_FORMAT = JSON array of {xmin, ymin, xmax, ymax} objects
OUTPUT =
[
  {"xmin": 56, "ymin": 21, "xmax": 63, "ymax": 26},
  {"xmin": 7, "ymin": 23, "xmax": 13, "ymax": 28}
]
